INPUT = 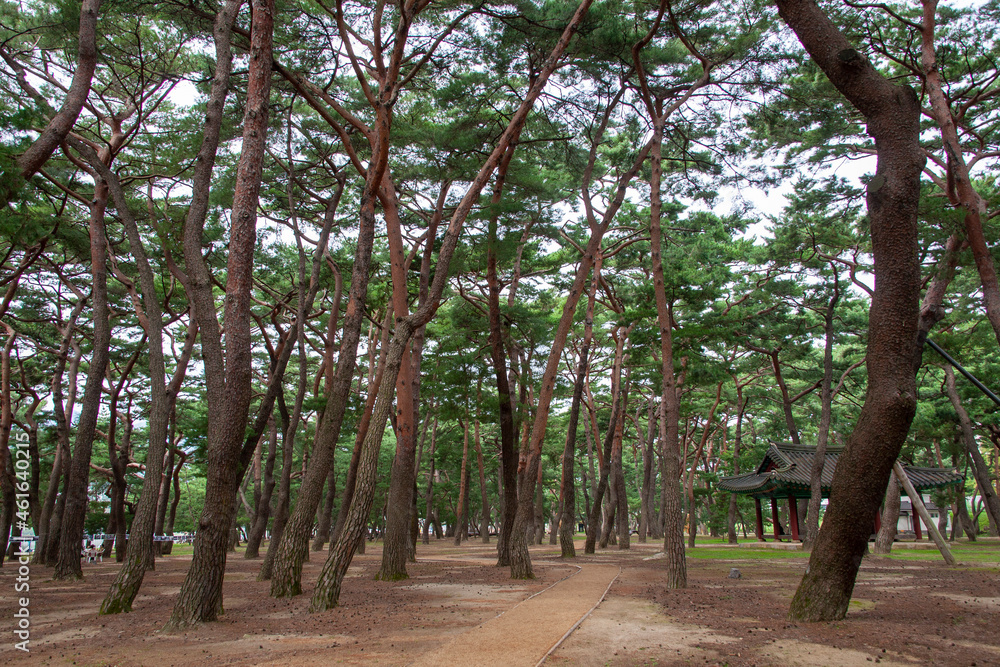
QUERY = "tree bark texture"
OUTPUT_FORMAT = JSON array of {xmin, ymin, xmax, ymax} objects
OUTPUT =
[
  {"xmin": 873, "ymin": 470, "xmax": 900, "ymax": 554},
  {"xmin": 54, "ymin": 181, "xmax": 111, "ymax": 580},
  {"xmin": 71, "ymin": 142, "xmax": 171, "ymax": 612},
  {"xmin": 166, "ymin": 0, "xmax": 272, "ymax": 628},
  {"xmin": 33, "ymin": 298, "xmax": 84, "ymax": 564},
  {"xmin": 943, "ymin": 366, "xmax": 1000, "ymax": 535},
  {"xmin": 779, "ymin": 0, "xmax": 924, "ymax": 622},
  {"xmin": 246, "ymin": 419, "xmax": 278, "ymax": 558},
  {"xmin": 2, "ymin": 0, "xmax": 101, "ymax": 206},
  {"xmin": 806, "ymin": 279, "xmax": 839, "ymax": 547},
  {"xmin": 920, "ymin": 0, "xmax": 1000, "ymax": 348},
  {"xmin": 559, "ymin": 273, "xmax": 598, "ymax": 558}
]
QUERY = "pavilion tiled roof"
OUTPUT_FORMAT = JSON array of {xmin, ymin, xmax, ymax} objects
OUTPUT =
[{"xmin": 717, "ymin": 443, "xmax": 964, "ymax": 499}]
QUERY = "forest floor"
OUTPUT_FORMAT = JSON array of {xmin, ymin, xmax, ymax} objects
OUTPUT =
[{"xmin": 1, "ymin": 536, "xmax": 998, "ymax": 666}]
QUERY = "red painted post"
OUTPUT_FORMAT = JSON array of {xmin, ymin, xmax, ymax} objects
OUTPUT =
[
  {"xmin": 913, "ymin": 506, "xmax": 922, "ymax": 540},
  {"xmin": 788, "ymin": 495, "xmax": 800, "ymax": 542},
  {"xmin": 771, "ymin": 497, "xmax": 781, "ymax": 541},
  {"xmin": 874, "ymin": 507, "xmax": 881, "ymax": 534},
  {"xmin": 754, "ymin": 498, "xmax": 765, "ymax": 541}
]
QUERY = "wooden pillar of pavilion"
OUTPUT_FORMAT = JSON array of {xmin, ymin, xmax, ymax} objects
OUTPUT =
[
  {"xmin": 913, "ymin": 507, "xmax": 922, "ymax": 540},
  {"xmin": 770, "ymin": 497, "xmax": 781, "ymax": 541},
  {"xmin": 787, "ymin": 494, "xmax": 800, "ymax": 542},
  {"xmin": 754, "ymin": 498, "xmax": 765, "ymax": 541}
]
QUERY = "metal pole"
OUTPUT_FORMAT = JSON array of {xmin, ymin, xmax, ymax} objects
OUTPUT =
[{"xmin": 925, "ymin": 338, "xmax": 1000, "ymax": 407}]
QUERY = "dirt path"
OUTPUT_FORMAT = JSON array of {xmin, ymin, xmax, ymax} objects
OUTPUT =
[
  {"xmin": 409, "ymin": 562, "xmax": 620, "ymax": 667},
  {"xmin": 3, "ymin": 540, "xmax": 997, "ymax": 666}
]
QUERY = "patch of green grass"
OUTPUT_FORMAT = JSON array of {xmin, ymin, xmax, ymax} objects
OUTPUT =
[
  {"xmin": 685, "ymin": 547, "xmax": 807, "ymax": 560},
  {"xmin": 161, "ymin": 544, "xmax": 195, "ymax": 557},
  {"xmin": 879, "ymin": 542, "xmax": 1000, "ymax": 563}
]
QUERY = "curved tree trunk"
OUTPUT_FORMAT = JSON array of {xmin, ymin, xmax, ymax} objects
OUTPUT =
[
  {"xmin": 166, "ymin": 0, "xmax": 273, "ymax": 628},
  {"xmin": 474, "ymin": 418, "xmax": 489, "ymax": 544},
  {"xmin": 154, "ymin": 446, "xmax": 175, "ymax": 557},
  {"xmin": 805, "ymin": 277, "xmax": 840, "ymax": 548},
  {"xmin": 34, "ymin": 299, "xmax": 84, "ymax": 565},
  {"xmin": 780, "ymin": 0, "xmax": 925, "ymax": 622},
  {"xmin": 511, "ymin": 135, "xmax": 650, "ymax": 578},
  {"xmin": 559, "ymin": 273, "xmax": 598, "ymax": 558},
  {"xmin": 648, "ymin": 114, "xmax": 686, "ymax": 589},
  {"xmin": 162, "ymin": 451, "xmax": 187, "ymax": 556},
  {"xmin": 1, "ymin": 0, "xmax": 101, "ymax": 207},
  {"xmin": 54, "ymin": 179, "xmax": 112, "ymax": 581},
  {"xmin": 78, "ymin": 159, "xmax": 175, "ymax": 608},
  {"xmin": 454, "ymin": 418, "xmax": 470, "ymax": 547},
  {"xmin": 943, "ymin": 366, "xmax": 1000, "ymax": 535},
  {"xmin": 873, "ymin": 471, "xmax": 900, "ymax": 554},
  {"xmin": 312, "ymin": 0, "xmax": 595, "ymax": 603},
  {"xmin": 245, "ymin": 419, "xmax": 278, "ymax": 558},
  {"xmin": 585, "ymin": 380, "xmax": 624, "ymax": 555},
  {"xmin": 486, "ymin": 145, "xmax": 523, "ymax": 568},
  {"xmin": 312, "ymin": 464, "xmax": 338, "ymax": 552},
  {"xmin": 259, "ymin": 395, "xmax": 293, "ymax": 580},
  {"xmin": 0, "ymin": 325, "xmax": 17, "ymax": 566},
  {"xmin": 640, "ymin": 395, "xmax": 657, "ymax": 543}
]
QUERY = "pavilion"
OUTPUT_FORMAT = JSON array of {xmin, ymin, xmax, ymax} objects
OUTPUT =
[{"xmin": 718, "ymin": 443, "xmax": 965, "ymax": 542}]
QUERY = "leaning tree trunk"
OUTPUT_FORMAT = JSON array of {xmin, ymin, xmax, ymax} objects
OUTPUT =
[
  {"xmin": 1, "ymin": 0, "xmax": 101, "ymax": 208},
  {"xmin": 559, "ymin": 272, "xmax": 598, "ymax": 557},
  {"xmin": 485, "ymin": 142, "xmax": 523, "ymax": 567},
  {"xmin": 166, "ymin": 0, "xmax": 273, "ymax": 628},
  {"xmin": 245, "ymin": 419, "xmax": 278, "ymax": 558},
  {"xmin": 585, "ymin": 382, "xmax": 624, "ymax": 554},
  {"xmin": 53, "ymin": 179, "xmax": 112, "ymax": 581},
  {"xmin": 873, "ymin": 470, "xmax": 900, "ymax": 554},
  {"xmin": 612, "ymin": 358, "xmax": 631, "ymax": 550},
  {"xmin": 640, "ymin": 395, "xmax": 657, "ymax": 543},
  {"xmin": 0, "ymin": 325, "xmax": 17, "ymax": 567},
  {"xmin": 727, "ymin": 390, "xmax": 747, "ymax": 544},
  {"xmin": 378, "ymin": 181, "xmax": 421, "ymax": 580},
  {"xmin": 919, "ymin": 0, "xmax": 1000, "ymax": 349},
  {"xmin": 311, "ymin": 0, "xmax": 595, "ymax": 604},
  {"xmin": 647, "ymin": 109, "xmax": 687, "ymax": 588},
  {"xmin": 943, "ymin": 366, "xmax": 1000, "ymax": 535},
  {"xmin": 806, "ymin": 278, "xmax": 840, "ymax": 548},
  {"xmin": 257, "ymin": 188, "xmax": 343, "ymax": 573},
  {"xmin": 312, "ymin": 465, "xmax": 338, "ymax": 552},
  {"xmin": 162, "ymin": 451, "xmax": 187, "ymax": 555},
  {"xmin": 155, "ymin": 446, "xmax": 175, "ymax": 557},
  {"xmin": 259, "ymin": 395, "xmax": 293, "ymax": 580},
  {"xmin": 33, "ymin": 299, "xmax": 83, "ymax": 564},
  {"xmin": 474, "ymin": 418, "xmax": 490, "ymax": 544},
  {"xmin": 69, "ymin": 146, "xmax": 171, "ymax": 611},
  {"xmin": 511, "ymin": 135, "xmax": 649, "ymax": 578},
  {"xmin": 780, "ymin": 0, "xmax": 925, "ymax": 622}
]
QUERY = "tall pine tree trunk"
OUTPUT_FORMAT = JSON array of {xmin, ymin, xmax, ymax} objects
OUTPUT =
[
  {"xmin": 54, "ymin": 181, "xmax": 111, "ymax": 580},
  {"xmin": 166, "ymin": 0, "xmax": 273, "ymax": 627},
  {"xmin": 780, "ymin": 0, "xmax": 925, "ymax": 622}
]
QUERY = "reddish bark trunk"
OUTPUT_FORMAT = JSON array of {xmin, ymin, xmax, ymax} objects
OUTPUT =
[
  {"xmin": 3, "ymin": 0, "xmax": 101, "ymax": 205},
  {"xmin": 167, "ymin": 0, "xmax": 273, "ymax": 628},
  {"xmin": 53, "ymin": 179, "xmax": 111, "ymax": 580},
  {"xmin": 311, "ymin": 0, "xmax": 596, "ymax": 607}
]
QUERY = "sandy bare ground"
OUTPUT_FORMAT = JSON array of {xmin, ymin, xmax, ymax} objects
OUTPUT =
[{"xmin": 1, "ymin": 538, "xmax": 998, "ymax": 666}]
